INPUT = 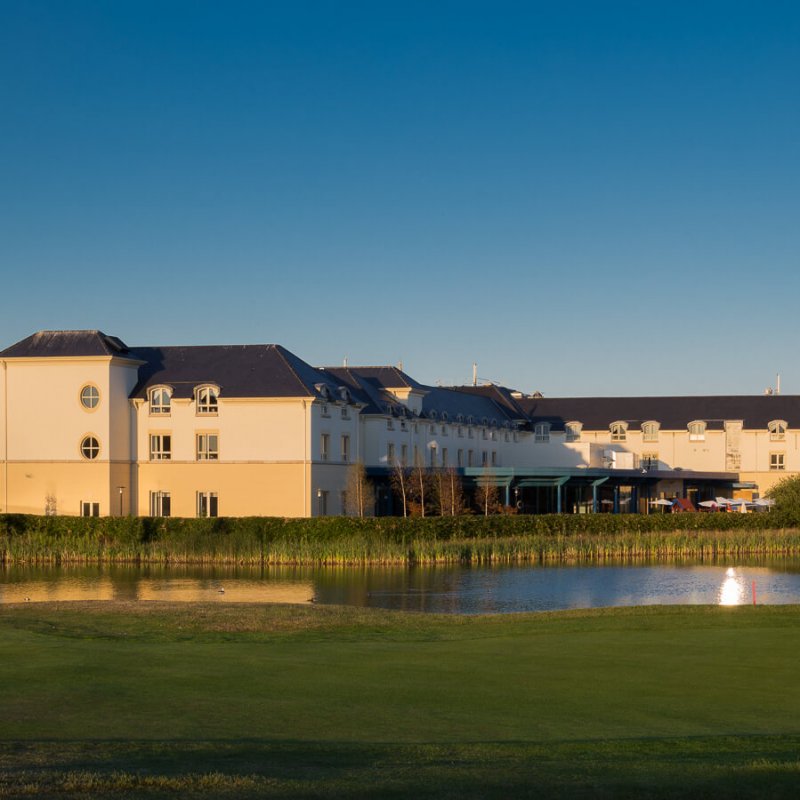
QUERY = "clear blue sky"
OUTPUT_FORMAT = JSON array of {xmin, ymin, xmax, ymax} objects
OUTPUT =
[{"xmin": 2, "ymin": 1, "xmax": 798, "ymax": 396}]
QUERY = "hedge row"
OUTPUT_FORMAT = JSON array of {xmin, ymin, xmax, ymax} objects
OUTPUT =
[{"xmin": 1, "ymin": 511, "xmax": 796, "ymax": 565}]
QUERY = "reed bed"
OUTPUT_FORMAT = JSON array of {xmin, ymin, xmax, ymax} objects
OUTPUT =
[{"xmin": 2, "ymin": 512, "xmax": 799, "ymax": 566}]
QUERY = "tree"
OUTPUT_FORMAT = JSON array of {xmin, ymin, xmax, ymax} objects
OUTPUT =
[
  {"xmin": 475, "ymin": 472, "xmax": 500, "ymax": 516},
  {"xmin": 390, "ymin": 459, "xmax": 411, "ymax": 517},
  {"xmin": 767, "ymin": 475, "xmax": 800, "ymax": 524},
  {"xmin": 433, "ymin": 467, "xmax": 466, "ymax": 516},
  {"xmin": 408, "ymin": 454, "xmax": 431, "ymax": 517},
  {"xmin": 344, "ymin": 461, "xmax": 375, "ymax": 517}
]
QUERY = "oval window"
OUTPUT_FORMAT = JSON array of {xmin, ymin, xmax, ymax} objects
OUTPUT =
[
  {"xmin": 80, "ymin": 436, "xmax": 100, "ymax": 460},
  {"xmin": 80, "ymin": 385, "xmax": 100, "ymax": 409}
]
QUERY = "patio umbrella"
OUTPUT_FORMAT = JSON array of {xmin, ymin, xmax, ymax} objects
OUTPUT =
[
  {"xmin": 698, "ymin": 500, "xmax": 718, "ymax": 508},
  {"xmin": 650, "ymin": 499, "xmax": 673, "ymax": 506}
]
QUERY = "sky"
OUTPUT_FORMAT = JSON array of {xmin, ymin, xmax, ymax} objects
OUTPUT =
[{"xmin": 1, "ymin": 1, "xmax": 798, "ymax": 396}]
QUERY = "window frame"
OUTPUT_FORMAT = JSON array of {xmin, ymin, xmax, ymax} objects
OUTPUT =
[
  {"xmin": 641, "ymin": 421, "xmax": 660, "ymax": 443},
  {"xmin": 688, "ymin": 420, "xmax": 706, "ymax": 442},
  {"xmin": 149, "ymin": 433, "xmax": 172, "ymax": 461},
  {"xmin": 195, "ymin": 385, "xmax": 219, "ymax": 416},
  {"xmin": 80, "ymin": 435, "xmax": 100, "ymax": 460},
  {"xmin": 534, "ymin": 422, "xmax": 551, "ymax": 443},
  {"xmin": 770, "ymin": 452, "xmax": 786, "ymax": 471},
  {"xmin": 80, "ymin": 384, "xmax": 100, "ymax": 411},
  {"xmin": 196, "ymin": 432, "xmax": 219, "ymax": 461},
  {"xmin": 196, "ymin": 491, "xmax": 219, "ymax": 517},
  {"xmin": 610, "ymin": 421, "xmax": 628, "ymax": 442},
  {"xmin": 769, "ymin": 420, "xmax": 787, "ymax": 441},
  {"xmin": 149, "ymin": 386, "xmax": 172, "ymax": 416}
]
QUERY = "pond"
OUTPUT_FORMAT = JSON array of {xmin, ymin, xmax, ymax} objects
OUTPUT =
[{"xmin": 4, "ymin": 559, "xmax": 800, "ymax": 614}]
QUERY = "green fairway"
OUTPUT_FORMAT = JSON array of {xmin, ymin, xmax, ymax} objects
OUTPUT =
[{"xmin": 2, "ymin": 602, "xmax": 800, "ymax": 797}]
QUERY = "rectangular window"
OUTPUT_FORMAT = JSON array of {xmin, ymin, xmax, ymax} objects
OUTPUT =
[
  {"xmin": 413, "ymin": 445, "xmax": 419, "ymax": 466},
  {"xmin": 196, "ymin": 491, "xmax": 218, "ymax": 517},
  {"xmin": 149, "ymin": 491, "xmax": 171, "ymax": 517},
  {"xmin": 387, "ymin": 442, "xmax": 396, "ymax": 463},
  {"xmin": 80, "ymin": 501, "xmax": 100, "ymax": 517},
  {"xmin": 457, "ymin": 449, "xmax": 464, "ymax": 467},
  {"xmin": 401, "ymin": 444, "xmax": 408, "ymax": 466},
  {"xmin": 430, "ymin": 446, "xmax": 437, "ymax": 467},
  {"xmin": 341, "ymin": 407, "xmax": 350, "ymax": 420},
  {"xmin": 491, "ymin": 451, "xmax": 498, "ymax": 466},
  {"xmin": 482, "ymin": 429, "xmax": 488, "ymax": 440},
  {"xmin": 320, "ymin": 433, "xmax": 330, "ymax": 461},
  {"xmin": 442, "ymin": 447, "xmax": 448, "ymax": 467},
  {"xmin": 458, "ymin": 426, "xmax": 464, "ymax": 438},
  {"xmin": 468, "ymin": 428, "xmax": 474, "ymax": 439},
  {"xmin": 196, "ymin": 433, "xmax": 219, "ymax": 460},
  {"xmin": 341, "ymin": 435, "xmax": 350, "ymax": 462},
  {"xmin": 641, "ymin": 453, "xmax": 659, "ymax": 470},
  {"xmin": 441, "ymin": 425, "xmax": 448, "ymax": 436},
  {"xmin": 400, "ymin": 420, "xmax": 407, "ymax": 432},
  {"xmin": 149, "ymin": 434, "xmax": 171, "ymax": 461},
  {"xmin": 387, "ymin": 418, "xmax": 394, "ymax": 430},
  {"xmin": 481, "ymin": 451, "xmax": 488, "ymax": 467},
  {"xmin": 318, "ymin": 489, "xmax": 329, "ymax": 516},
  {"xmin": 321, "ymin": 403, "xmax": 330, "ymax": 418},
  {"xmin": 340, "ymin": 490, "xmax": 348, "ymax": 514},
  {"xmin": 770, "ymin": 452, "xmax": 786, "ymax": 471},
  {"xmin": 468, "ymin": 449, "xmax": 474, "ymax": 467}
]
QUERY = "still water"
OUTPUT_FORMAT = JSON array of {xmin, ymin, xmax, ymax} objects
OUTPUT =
[{"xmin": 3, "ymin": 560, "xmax": 800, "ymax": 613}]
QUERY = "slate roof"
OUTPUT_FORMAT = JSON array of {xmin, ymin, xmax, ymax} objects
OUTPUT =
[
  {"xmin": 326, "ymin": 366, "xmax": 424, "ymax": 391},
  {"xmin": 449, "ymin": 384, "xmax": 530, "ymax": 422},
  {"xmin": 0, "ymin": 330, "xmax": 132, "ymax": 358},
  {"xmin": 515, "ymin": 395, "xmax": 800, "ymax": 431},
  {"xmin": 320, "ymin": 367, "xmax": 407, "ymax": 415},
  {"xmin": 129, "ymin": 344, "xmax": 343, "ymax": 399},
  {"xmin": 421, "ymin": 386, "xmax": 517, "ymax": 425}
]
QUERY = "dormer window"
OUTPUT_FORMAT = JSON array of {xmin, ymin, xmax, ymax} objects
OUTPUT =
[
  {"xmin": 769, "ymin": 420, "xmax": 787, "ymax": 441},
  {"xmin": 535, "ymin": 422, "xmax": 551, "ymax": 443},
  {"xmin": 565, "ymin": 421, "xmax": 582, "ymax": 442},
  {"xmin": 610, "ymin": 421, "xmax": 628, "ymax": 441},
  {"xmin": 149, "ymin": 387, "xmax": 172, "ymax": 415},
  {"xmin": 642, "ymin": 421, "xmax": 660, "ymax": 442},
  {"xmin": 196, "ymin": 386, "xmax": 219, "ymax": 415},
  {"xmin": 688, "ymin": 420, "xmax": 706, "ymax": 441}
]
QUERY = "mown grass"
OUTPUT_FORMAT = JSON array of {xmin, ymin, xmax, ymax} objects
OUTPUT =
[
  {"xmin": 2, "ymin": 512, "xmax": 799, "ymax": 565},
  {"xmin": 2, "ymin": 602, "xmax": 800, "ymax": 797}
]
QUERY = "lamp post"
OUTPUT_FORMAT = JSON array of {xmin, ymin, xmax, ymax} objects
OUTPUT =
[{"xmin": 117, "ymin": 486, "xmax": 125, "ymax": 516}]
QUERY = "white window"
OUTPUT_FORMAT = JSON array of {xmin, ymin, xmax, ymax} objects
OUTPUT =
[
  {"xmin": 565, "ymin": 422, "xmax": 582, "ymax": 442},
  {"xmin": 481, "ymin": 450, "xmax": 488, "ymax": 466},
  {"xmin": 80, "ymin": 501, "xmax": 100, "ymax": 517},
  {"xmin": 196, "ymin": 386, "xmax": 219, "ymax": 415},
  {"xmin": 468, "ymin": 450, "xmax": 474, "ymax": 467},
  {"xmin": 196, "ymin": 433, "xmax": 219, "ymax": 460},
  {"xmin": 504, "ymin": 432, "xmax": 510, "ymax": 442},
  {"xmin": 341, "ymin": 434, "xmax": 350, "ymax": 462},
  {"xmin": 769, "ymin": 420, "xmax": 787, "ymax": 441},
  {"xmin": 400, "ymin": 420, "xmax": 407, "ymax": 432},
  {"xmin": 535, "ymin": 422, "xmax": 550, "ymax": 443},
  {"xmin": 149, "ymin": 491, "xmax": 171, "ymax": 517},
  {"xmin": 688, "ymin": 421, "xmax": 706, "ymax": 442},
  {"xmin": 642, "ymin": 421, "xmax": 660, "ymax": 442},
  {"xmin": 457, "ymin": 449, "xmax": 464, "ymax": 467},
  {"xmin": 442, "ymin": 447, "xmax": 448, "ymax": 467},
  {"xmin": 429, "ymin": 424, "xmax": 436, "ymax": 434},
  {"xmin": 430, "ymin": 445, "xmax": 437, "ymax": 467},
  {"xmin": 401, "ymin": 444, "xmax": 408, "ymax": 466},
  {"xmin": 458, "ymin": 426, "xmax": 464, "ymax": 438},
  {"xmin": 80, "ymin": 384, "xmax": 100, "ymax": 410},
  {"xmin": 482, "ymin": 428, "xmax": 488, "ymax": 440},
  {"xmin": 770, "ymin": 452, "xmax": 786, "ymax": 471},
  {"xmin": 149, "ymin": 387, "xmax": 171, "ymax": 415},
  {"xmin": 320, "ymin": 433, "xmax": 330, "ymax": 461},
  {"xmin": 321, "ymin": 403, "xmax": 330, "ymax": 417},
  {"xmin": 80, "ymin": 435, "xmax": 100, "ymax": 460},
  {"xmin": 196, "ymin": 491, "xmax": 219, "ymax": 517},
  {"xmin": 468, "ymin": 428, "xmax": 474, "ymax": 439},
  {"xmin": 441, "ymin": 425, "xmax": 448, "ymax": 436},
  {"xmin": 610, "ymin": 422, "xmax": 628, "ymax": 442},
  {"xmin": 387, "ymin": 418, "xmax": 394, "ymax": 431},
  {"xmin": 149, "ymin": 434, "xmax": 172, "ymax": 461},
  {"xmin": 341, "ymin": 407, "xmax": 350, "ymax": 420},
  {"xmin": 387, "ymin": 442, "xmax": 396, "ymax": 463},
  {"xmin": 491, "ymin": 451, "xmax": 498, "ymax": 466}
]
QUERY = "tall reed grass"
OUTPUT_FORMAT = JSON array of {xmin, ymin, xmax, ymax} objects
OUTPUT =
[{"xmin": 1, "ymin": 512, "xmax": 797, "ymax": 565}]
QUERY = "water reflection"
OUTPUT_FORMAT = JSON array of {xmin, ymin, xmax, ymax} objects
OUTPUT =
[
  {"xmin": 718, "ymin": 567, "xmax": 747, "ymax": 606},
  {"xmin": 3, "ymin": 560, "xmax": 800, "ymax": 614}
]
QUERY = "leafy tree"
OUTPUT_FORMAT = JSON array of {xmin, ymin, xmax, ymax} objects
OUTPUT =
[{"xmin": 767, "ymin": 475, "xmax": 800, "ymax": 524}]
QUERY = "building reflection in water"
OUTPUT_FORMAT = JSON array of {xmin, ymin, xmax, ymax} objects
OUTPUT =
[{"xmin": 718, "ymin": 567, "xmax": 747, "ymax": 606}]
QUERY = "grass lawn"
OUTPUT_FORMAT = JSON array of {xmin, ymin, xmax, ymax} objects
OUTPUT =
[{"xmin": 1, "ymin": 602, "xmax": 800, "ymax": 797}]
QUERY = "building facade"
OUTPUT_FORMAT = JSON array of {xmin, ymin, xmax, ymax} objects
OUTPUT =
[{"xmin": 1, "ymin": 330, "xmax": 796, "ymax": 517}]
